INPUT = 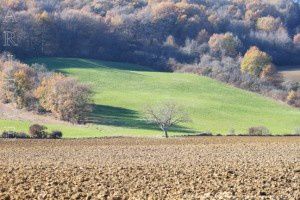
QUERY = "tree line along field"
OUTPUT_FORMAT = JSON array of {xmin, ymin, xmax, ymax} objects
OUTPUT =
[
  {"xmin": 0, "ymin": 57, "xmax": 299, "ymax": 137},
  {"xmin": 1, "ymin": 0, "xmax": 300, "ymax": 67}
]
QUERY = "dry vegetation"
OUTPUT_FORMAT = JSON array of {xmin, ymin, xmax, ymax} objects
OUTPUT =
[
  {"xmin": 1, "ymin": 0, "xmax": 300, "ymax": 67},
  {"xmin": 0, "ymin": 137, "xmax": 299, "ymax": 199},
  {"xmin": 0, "ymin": 55, "xmax": 93, "ymax": 123},
  {"xmin": 281, "ymin": 67, "xmax": 300, "ymax": 82}
]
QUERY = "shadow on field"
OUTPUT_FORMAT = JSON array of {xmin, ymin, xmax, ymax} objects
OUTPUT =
[
  {"xmin": 28, "ymin": 58, "xmax": 156, "ymax": 72},
  {"xmin": 86, "ymin": 104, "xmax": 195, "ymax": 134}
]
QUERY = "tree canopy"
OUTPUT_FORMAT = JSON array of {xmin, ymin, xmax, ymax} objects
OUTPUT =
[{"xmin": 0, "ymin": 0, "xmax": 299, "ymax": 67}]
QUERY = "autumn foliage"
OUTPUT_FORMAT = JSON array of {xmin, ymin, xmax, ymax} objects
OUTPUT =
[
  {"xmin": 35, "ymin": 74, "xmax": 92, "ymax": 123},
  {"xmin": 241, "ymin": 46, "xmax": 272, "ymax": 77},
  {"xmin": 208, "ymin": 33, "xmax": 241, "ymax": 57},
  {"xmin": 0, "ymin": 55, "xmax": 93, "ymax": 123},
  {"xmin": 256, "ymin": 16, "xmax": 281, "ymax": 32},
  {"xmin": 0, "ymin": 0, "xmax": 299, "ymax": 67},
  {"xmin": 0, "ymin": 59, "xmax": 37, "ymax": 108}
]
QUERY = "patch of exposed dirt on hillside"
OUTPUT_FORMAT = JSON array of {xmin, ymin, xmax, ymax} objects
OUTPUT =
[
  {"xmin": 0, "ymin": 137, "xmax": 299, "ymax": 199},
  {"xmin": 0, "ymin": 103, "xmax": 68, "ymax": 125}
]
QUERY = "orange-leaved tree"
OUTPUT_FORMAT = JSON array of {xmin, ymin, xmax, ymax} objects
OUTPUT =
[
  {"xmin": 35, "ymin": 73, "xmax": 93, "ymax": 123},
  {"xmin": 208, "ymin": 32, "xmax": 241, "ymax": 57},
  {"xmin": 0, "ymin": 60, "xmax": 36, "ymax": 108},
  {"xmin": 241, "ymin": 46, "xmax": 272, "ymax": 77}
]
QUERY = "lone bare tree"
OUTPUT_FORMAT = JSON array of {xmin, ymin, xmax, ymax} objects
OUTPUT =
[{"xmin": 144, "ymin": 102, "xmax": 190, "ymax": 138}]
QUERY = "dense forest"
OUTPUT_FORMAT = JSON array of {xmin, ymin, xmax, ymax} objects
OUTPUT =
[
  {"xmin": 2, "ymin": 0, "xmax": 300, "ymax": 115},
  {"xmin": 0, "ymin": 0, "xmax": 300, "ymax": 68}
]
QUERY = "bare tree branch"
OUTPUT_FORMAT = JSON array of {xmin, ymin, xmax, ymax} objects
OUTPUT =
[{"xmin": 144, "ymin": 101, "xmax": 190, "ymax": 138}]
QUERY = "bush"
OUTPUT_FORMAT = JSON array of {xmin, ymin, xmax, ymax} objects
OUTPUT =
[
  {"xmin": 208, "ymin": 32, "xmax": 241, "ymax": 57},
  {"xmin": 1, "ymin": 131, "xmax": 30, "ymax": 139},
  {"xmin": 35, "ymin": 74, "xmax": 93, "ymax": 123},
  {"xmin": 196, "ymin": 132, "xmax": 213, "ymax": 136},
  {"xmin": 241, "ymin": 46, "xmax": 272, "ymax": 77},
  {"xmin": 0, "ymin": 59, "xmax": 37, "ymax": 109},
  {"xmin": 1, "ymin": 126, "xmax": 63, "ymax": 139},
  {"xmin": 0, "ymin": 55, "xmax": 92, "ymax": 124},
  {"xmin": 256, "ymin": 16, "xmax": 281, "ymax": 32},
  {"xmin": 29, "ymin": 124, "xmax": 47, "ymax": 139},
  {"xmin": 248, "ymin": 126, "xmax": 270, "ymax": 136},
  {"xmin": 1, "ymin": 131, "xmax": 17, "ymax": 138},
  {"xmin": 15, "ymin": 132, "xmax": 30, "ymax": 139},
  {"xmin": 48, "ymin": 131, "xmax": 63, "ymax": 139},
  {"xmin": 2, "ymin": 131, "xmax": 13, "ymax": 138}
]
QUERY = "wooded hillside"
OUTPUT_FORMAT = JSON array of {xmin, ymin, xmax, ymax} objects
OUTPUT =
[{"xmin": 0, "ymin": 0, "xmax": 300, "ymax": 68}]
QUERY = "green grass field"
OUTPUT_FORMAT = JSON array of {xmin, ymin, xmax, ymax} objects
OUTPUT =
[{"xmin": 1, "ymin": 57, "xmax": 300, "ymax": 137}]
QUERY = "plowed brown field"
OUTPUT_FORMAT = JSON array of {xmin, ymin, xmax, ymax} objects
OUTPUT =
[{"xmin": 0, "ymin": 137, "xmax": 299, "ymax": 200}]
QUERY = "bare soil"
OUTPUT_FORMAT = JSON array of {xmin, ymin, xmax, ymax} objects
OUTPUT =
[{"xmin": 0, "ymin": 137, "xmax": 299, "ymax": 199}]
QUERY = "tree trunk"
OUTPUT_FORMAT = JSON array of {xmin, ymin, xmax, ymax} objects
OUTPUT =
[
  {"xmin": 161, "ymin": 126, "xmax": 169, "ymax": 138},
  {"xmin": 164, "ymin": 130, "xmax": 169, "ymax": 138}
]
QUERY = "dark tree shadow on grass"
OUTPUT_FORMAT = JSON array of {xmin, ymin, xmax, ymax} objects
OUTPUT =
[
  {"xmin": 27, "ymin": 58, "xmax": 157, "ymax": 72},
  {"xmin": 86, "ymin": 104, "xmax": 196, "ymax": 134}
]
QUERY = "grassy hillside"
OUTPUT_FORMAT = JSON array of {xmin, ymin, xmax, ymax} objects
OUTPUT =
[{"xmin": 1, "ymin": 57, "xmax": 300, "ymax": 137}]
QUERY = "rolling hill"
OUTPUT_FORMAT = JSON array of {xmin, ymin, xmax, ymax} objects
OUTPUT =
[{"xmin": 1, "ymin": 57, "xmax": 300, "ymax": 137}]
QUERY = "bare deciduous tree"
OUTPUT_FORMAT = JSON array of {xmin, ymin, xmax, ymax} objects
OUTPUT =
[{"xmin": 144, "ymin": 102, "xmax": 190, "ymax": 138}]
